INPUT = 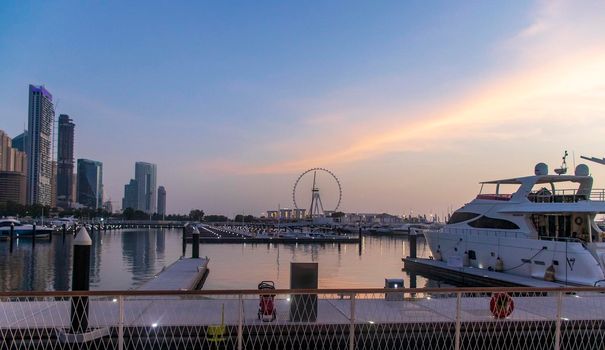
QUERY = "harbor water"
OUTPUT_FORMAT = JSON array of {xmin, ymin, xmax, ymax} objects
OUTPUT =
[{"xmin": 0, "ymin": 228, "xmax": 442, "ymax": 292}]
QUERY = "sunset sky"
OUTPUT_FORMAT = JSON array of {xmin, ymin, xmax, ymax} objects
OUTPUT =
[{"xmin": 1, "ymin": 1, "xmax": 605, "ymax": 217}]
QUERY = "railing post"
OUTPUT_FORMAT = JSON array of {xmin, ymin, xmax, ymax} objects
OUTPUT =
[
  {"xmin": 238, "ymin": 294, "xmax": 243, "ymax": 350},
  {"xmin": 349, "ymin": 293, "xmax": 356, "ymax": 350},
  {"xmin": 555, "ymin": 291, "xmax": 562, "ymax": 350},
  {"xmin": 455, "ymin": 292, "xmax": 461, "ymax": 350},
  {"xmin": 118, "ymin": 295, "xmax": 124, "ymax": 350}
]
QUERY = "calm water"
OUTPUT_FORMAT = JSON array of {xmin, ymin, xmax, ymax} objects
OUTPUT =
[{"xmin": 0, "ymin": 228, "xmax": 444, "ymax": 292}]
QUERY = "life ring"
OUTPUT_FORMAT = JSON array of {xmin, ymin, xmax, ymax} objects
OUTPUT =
[
  {"xmin": 490, "ymin": 293, "xmax": 514, "ymax": 319},
  {"xmin": 574, "ymin": 217, "xmax": 583, "ymax": 226}
]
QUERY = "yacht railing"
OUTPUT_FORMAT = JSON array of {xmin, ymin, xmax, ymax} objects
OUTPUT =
[
  {"xmin": 528, "ymin": 188, "xmax": 605, "ymax": 203},
  {"xmin": 440, "ymin": 226, "xmax": 528, "ymax": 239}
]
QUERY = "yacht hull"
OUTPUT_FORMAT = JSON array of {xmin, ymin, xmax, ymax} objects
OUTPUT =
[{"xmin": 423, "ymin": 229, "xmax": 605, "ymax": 286}]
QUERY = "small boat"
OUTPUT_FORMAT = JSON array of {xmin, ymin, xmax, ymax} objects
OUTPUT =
[{"xmin": 0, "ymin": 218, "xmax": 54, "ymax": 239}]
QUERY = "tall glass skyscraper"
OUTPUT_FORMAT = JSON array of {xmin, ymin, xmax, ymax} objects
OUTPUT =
[
  {"xmin": 135, "ymin": 162, "xmax": 157, "ymax": 214},
  {"xmin": 77, "ymin": 159, "xmax": 103, "ymax": 209},
  {"xmin": 57, "ymin": 114, "xmax": 75, "ymax": 208},
  {"xmin": 122, "ymin": 179, "xmax": 138, "ymax": 210},
  {"xmin": 27, "ymin": 85, "xmax": 55, "ymax": 206},
  {"xmin": 157, "ymin": 186, "xmax": 166, "ymax": 216}
]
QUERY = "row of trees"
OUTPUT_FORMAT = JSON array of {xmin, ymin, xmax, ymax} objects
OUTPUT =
[{"xmin": 0, "ymin": 202, "xmax": 240, "ymax": 223}]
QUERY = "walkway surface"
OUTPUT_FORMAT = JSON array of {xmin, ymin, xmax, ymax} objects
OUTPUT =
[{"xmin": 137, "ymin": 257, "xmax": 209, "ymax": 291}]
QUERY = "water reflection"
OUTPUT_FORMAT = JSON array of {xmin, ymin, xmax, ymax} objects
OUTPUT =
[{"xmin": 0, "ymin": 228, "xmax": 440, "ymax": 292}]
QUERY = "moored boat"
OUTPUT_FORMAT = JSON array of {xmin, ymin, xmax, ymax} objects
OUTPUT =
[{"xmin": 423, "ymin": 162, "xmax": 605, "ymax": 286}]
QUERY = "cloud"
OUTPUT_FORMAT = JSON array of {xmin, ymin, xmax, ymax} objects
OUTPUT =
[{"xmin": 202, "ymin": 0, "xmax": 605, "ymax": 175}]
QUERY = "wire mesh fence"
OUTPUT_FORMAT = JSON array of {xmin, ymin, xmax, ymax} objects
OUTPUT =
[{"xmin": 1, "ymin": 287, "xmax": 605, "ymax": 349}]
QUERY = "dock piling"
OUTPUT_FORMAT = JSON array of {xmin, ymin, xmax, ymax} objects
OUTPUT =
[
  {"xmin": 71, "ymin": 227, "xmax": 92, "ymax": 334},
  {"xmin": 192, "ymin": 228, "xmax": 200, "ymax": 259},
  {"xmin": 409, "ymin": 229, "xmax": 417, "ymax": 259},
  {"xmin": 32, "ymin": 223, "xmax": 36, "ymax": 249},
  {"xmin": 182, "ymin": 226, "xmax": 186, "ymax": 257},
  {"xmin": 62, "ymin": 224, "xmax": 66, "ymax": 244},
  {"xmin": 9, "ymin": 223, "xmax": 14, "ymax": 253}
]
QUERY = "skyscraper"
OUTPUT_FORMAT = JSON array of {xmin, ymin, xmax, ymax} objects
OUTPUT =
[
  {"xmin": 77, "ymin": 159, "xmax": 103, "ymax": 209},
  {"xmin": 11, "ymin": 131, "xmax": 27, "ymax": 152},
  {"xmin": 27, "ymin": 85, "xmax": 55, "ymax": 206},
  {"xmin": 157, "ymin": 186, "xmax": 166, "ymax": 217},
  {"xmin": 135, "ymin": 162, "xmax": 157, "ymax": 214},
  {"xmin": 57, "ymin": 114, "xmax": 75, "ymax": 208},
  {"xmin": 0, "ymin": 130, "xmax": 27, "ymax": 206},
  {"xmin": 122, "ymin": 179, "xmax": 138, "ymax": 210}
]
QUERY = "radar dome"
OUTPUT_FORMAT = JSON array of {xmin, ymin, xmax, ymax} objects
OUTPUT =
[
  {"xmin": 575, "ymin": 164, "xmax": 590, "ymax": 176},
  {"xmin": 534, "ymin": 163, "xmax": 548, "ymax": 176}
]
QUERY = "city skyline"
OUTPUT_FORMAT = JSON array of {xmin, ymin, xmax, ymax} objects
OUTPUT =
[{"xmin": 2, "ymin": 1, "xmax": 605, "ymax": 216}]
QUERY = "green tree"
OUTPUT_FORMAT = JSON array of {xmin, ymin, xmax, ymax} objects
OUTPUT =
[{"xmin": 189, "ymin": 209, "xmax": 205, "ymax": 221}]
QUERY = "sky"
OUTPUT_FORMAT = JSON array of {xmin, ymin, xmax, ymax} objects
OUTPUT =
[{"xmin": 1, "ymin": 1, "xmax": 605, "ymax": 217}]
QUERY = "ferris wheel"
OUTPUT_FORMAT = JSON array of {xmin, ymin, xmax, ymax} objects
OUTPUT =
[{"xmin": 292, "ymin": 168, "xmax": 342, "ymax": 217}]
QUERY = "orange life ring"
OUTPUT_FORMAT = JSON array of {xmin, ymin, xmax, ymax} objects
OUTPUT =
[
  {"xmin": 574, "ymin": 217, "xmax": 583, "ymax": 226},
  {"xmin": 490, "ymin": 292, "xmax": 514, "ymax": 319}
]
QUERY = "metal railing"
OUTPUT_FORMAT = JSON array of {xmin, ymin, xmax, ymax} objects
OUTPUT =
[
  {"xmin": 528, "ymin": 188, "xmax": 605, "ymax": 203},
  {"xmin": 2, "ymin": 286, "xmax": 605, "ymax": 349}
]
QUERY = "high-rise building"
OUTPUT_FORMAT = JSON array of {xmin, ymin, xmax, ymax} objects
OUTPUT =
[
  {"xmin": 122, "ymin": 179, "xmax": 138, "ymax": 210},
  {"xmin": 77, "ymin": 159, "xmax": 103, "ymax": 209},
  {"xmin": 0, "ymin": 130, "xmax": 28, "ymax": 207},
  {"xmin": 57, "ymin": 114, "xmax": 75, "ymax": 208},
  {"xmin": 157, "ymin": 186, "xmax": 166, "ymax": 217},
  {"xmin": 27, "ymin": 85, "xmax": 55, "ymax": 206},
  {"xmin": 11, "ymin": 131, "xmax": 27, "ymax": 153},
  {"xmin": 135, "ymin": 162, "xmax": 157, "ymax": 214}
]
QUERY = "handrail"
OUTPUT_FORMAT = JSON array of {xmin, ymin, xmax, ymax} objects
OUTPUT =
[{"xmin": 1, "ymin": 286, "xmax": 604, "ymax": 298}]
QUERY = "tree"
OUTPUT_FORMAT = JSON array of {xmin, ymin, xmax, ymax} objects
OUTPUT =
[{"xmin": 189, "ymin": 209, "xmax": 205, "ymax": 221}]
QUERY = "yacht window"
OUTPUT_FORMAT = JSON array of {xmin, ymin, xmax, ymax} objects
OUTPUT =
[
  {"xmin": 447, "ymin": 212, "xmax": 480, "ymax": 224},
  {"xmin": 468, "ymin": 216, "xmax": 519, "ymax": 230}
]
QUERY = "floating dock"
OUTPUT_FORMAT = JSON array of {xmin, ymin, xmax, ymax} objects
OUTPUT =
[
  {"xmin": 138, "ymin": 257, "xmax": 210, "ymax": 291},
  {"xmin": 403, "ymin": 257, "xmax": 571, "ymax": 288}
]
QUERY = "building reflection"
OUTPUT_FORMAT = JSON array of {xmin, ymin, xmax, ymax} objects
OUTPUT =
[{"xmin": 121, "ymin": 230, "xmax": 156, "ymax": 284}]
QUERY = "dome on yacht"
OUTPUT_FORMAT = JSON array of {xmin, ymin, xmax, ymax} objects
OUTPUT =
[
  {"xmin": 534, "ymin": 163, "xmax": 548, "ymax": 176},
  {"xmin": 575, "ymin": 164, "xmax": 589, "ymax": 176}
]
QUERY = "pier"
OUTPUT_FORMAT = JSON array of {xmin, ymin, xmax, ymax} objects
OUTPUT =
[
  {"xmin": 1, "ymin": 286, "xmax": 605, "ymax": 349},
  {"xmin": 138, "ymin": 257, "xmax": 210, "ymax": 291}
]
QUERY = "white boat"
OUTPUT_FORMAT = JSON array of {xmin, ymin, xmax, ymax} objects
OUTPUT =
[
  {"xmin": 50, "ymin": 216, "xmax": 78, "ymax": 228},
  {"xmin": 0, "ymin": 218, "xmax": 54, "ymax": 239},
  {"xmin": 423, "ymin": 162, "xmax": 605, "ymax": 286}
]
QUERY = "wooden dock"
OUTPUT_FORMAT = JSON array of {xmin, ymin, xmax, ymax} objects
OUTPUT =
[{"xmin": 138, "ymin": 257, "xmax": 210, "ymax": 291}]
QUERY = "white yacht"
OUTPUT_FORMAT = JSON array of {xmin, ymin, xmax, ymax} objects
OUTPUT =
[
  {"xmin": 0, "ymin": 218, "xmax": 54, "ymax": 239},
  {"xmin": 423, "ymin": 162, "xmax": 605, "ymax": 286}
]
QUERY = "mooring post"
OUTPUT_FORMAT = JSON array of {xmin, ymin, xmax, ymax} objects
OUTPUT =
[
  {"xmin": 182, "ymin": 226, "xmax": 187, "ymax": 257},
  {"xmin": 62, "ymin": 224, "xmax": 67, "ymax": 244},
  {"xmin": 71, "ymin": 227, "xmax": 92, "ymax": 334},
  {"xmin": 409, "ymin": 229, "xmax": 417, "ymax": 259},
  {"xmin": 32, "ymin": 223, "xmax": 36, "ymax": 249},
  {"xmin": 9, "ymin": 223, "xmax": 14, "ymax": 253},
  {"xmin": 48, "ymin": 224, "xmax": 52, "ymax": 243},
  {"xmin": 192, "ymin": 227, "xmax": 200, "ymax": 259}
]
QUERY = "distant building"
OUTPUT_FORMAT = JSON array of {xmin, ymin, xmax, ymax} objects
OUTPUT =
[
  {"xmin": 135, "ymin": 162, "xmax": 157, "ymax": 214},
  {"xmin": 103, "ymin": 200, "xmax": 113, "ymax": 213},
  {"xmin": 11, "ymin": 131, "xmax": 27, "ymax": 153},
  {"xmin": 122, "ymin": 179, "xmax": 138, "ymax": 210},
  {"xmin": 0, "ymin": 171, "xmax": 27, "ymax": 207},
  {"xmin": 157, "ymin": 186, "xmax": 166, "ymax": 216},
  {"xmin": 27, "ymin": 85, "xmax": 55, "ymax": 206},
  {"xmin": 77, "ymin": 159, "xmax": 103, "ymax": 209},
  {"xmin": 0, "ymin": 130, "xmax": 27, "ymax": 206},
  {"xmin": 57, "ymin": 114, "xmax": 75, "ymax": 208}
]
